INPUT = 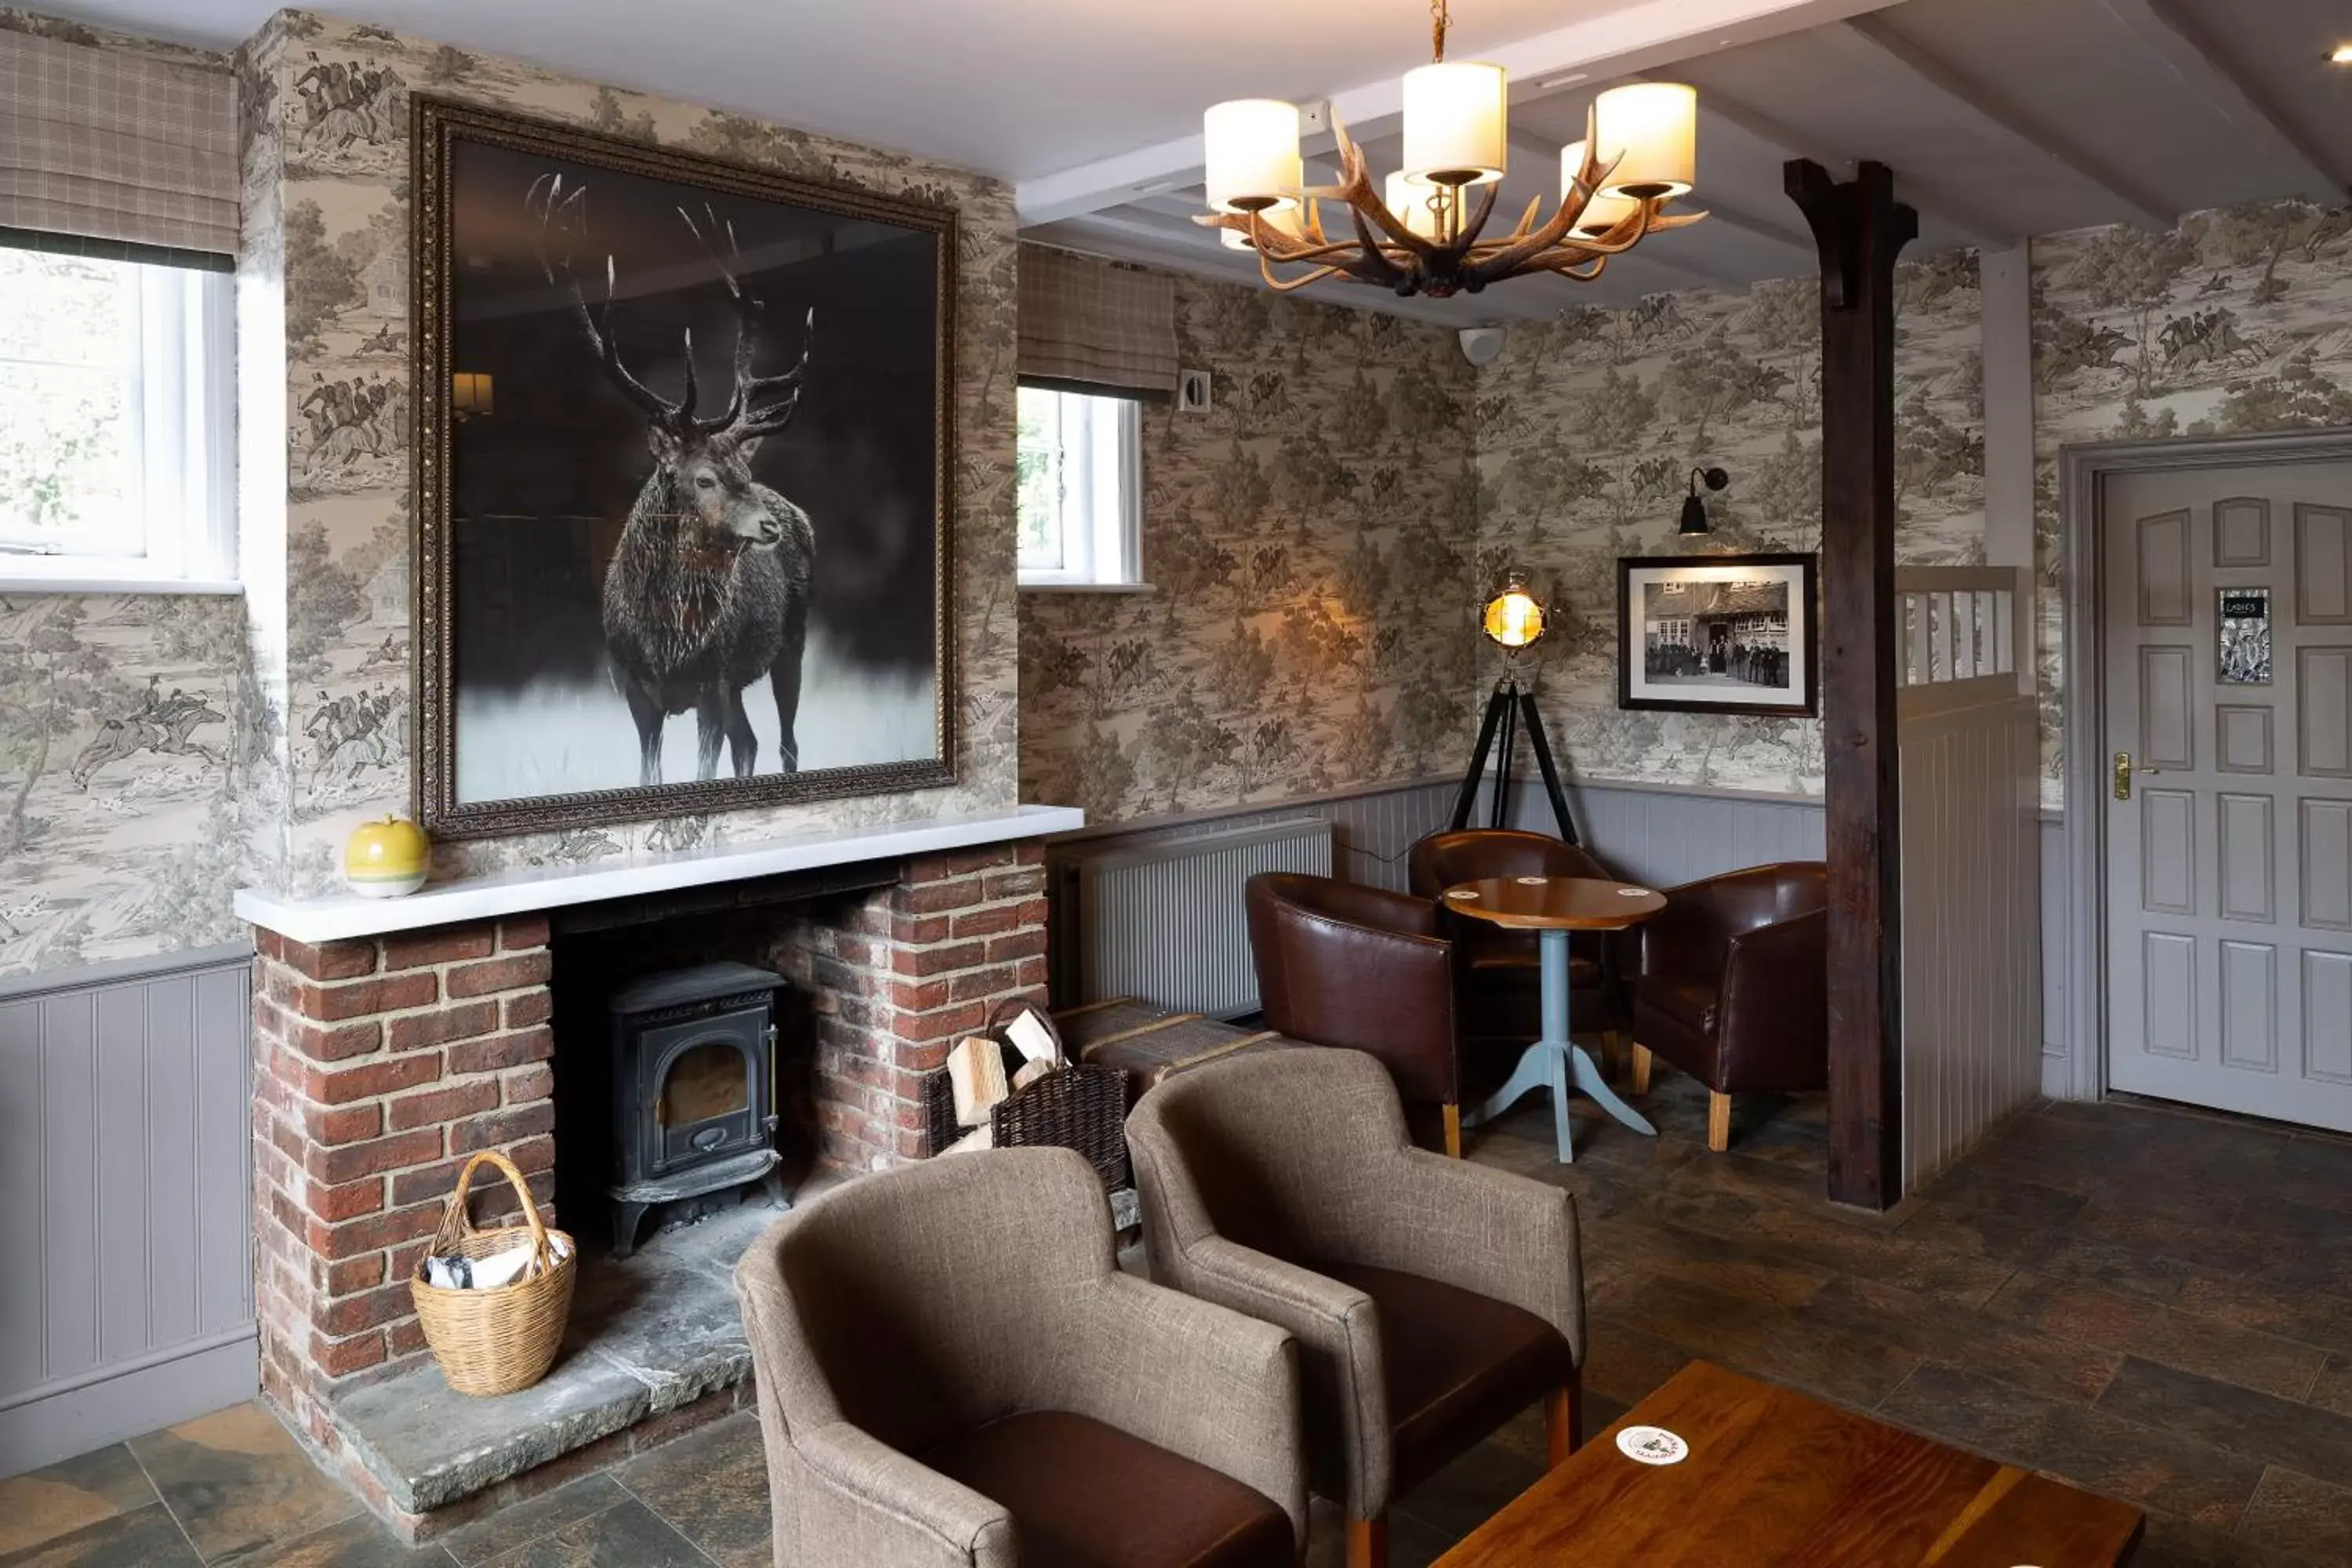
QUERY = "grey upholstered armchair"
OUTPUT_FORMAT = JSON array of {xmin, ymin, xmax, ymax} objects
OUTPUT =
[
  {"xmin": 735, "ymin": 1145, "xmax": 1305, "ymax": 1568},
  {"xmin": 1126, "ymin": 1048, "xmax": 1584, "ymax": 1568}
]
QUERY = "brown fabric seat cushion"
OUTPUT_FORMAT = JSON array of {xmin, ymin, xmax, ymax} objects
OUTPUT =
[
  {"xmin": 923, "ymin": 1410, "xmax": 1294, "ymax": 1568},
  {"xmin": 1316, "ymin": 1262, "xmax": 1574, "ymax": 1497}
]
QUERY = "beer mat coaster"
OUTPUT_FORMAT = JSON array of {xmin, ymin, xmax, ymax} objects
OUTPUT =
[{"xmin": 1616, "ymin": 1426, "xmax": 1690, "ymax": 1466}]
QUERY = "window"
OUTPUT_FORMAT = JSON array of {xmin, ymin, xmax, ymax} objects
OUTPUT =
[
  {"xmin": 1016, "ymin": 384, "xmax": 1142, "ymax": 588},
  {"xmin": 0, "ymin": 245, "xmax": 236, "ymax": 589}
]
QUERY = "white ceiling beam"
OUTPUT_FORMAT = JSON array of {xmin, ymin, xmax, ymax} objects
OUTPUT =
[
  {"xmin": 1127, "ymin": 191, "xmax": 1214, "ymax": 223},
  {"xmin": 1831, "ymin": 15, "xmax": 2176, "ymax": 230},
  {"xmin": 1682, "ymin": 83, "xmax": 2016, "ymax": 252},
  {"xmin": 2099, "ymin": 0, "xmax": 2349, "ymax": 207},
  {"xmin": 1701, "ymin": 203, "xmax": 1818, "ymax": 258},
  {"xmin": 1494, "ymin": 96, "xmax": 1820, "ymax": 259},
  {"xmin": 1016, "ymin": 0, "xmax": 1911, "ymax": 225},
  {"xmin": 1501, "ymin": 126, "xmax": 1810, "ymax": 268},
  {"xmin": 1055, "ymin": 203, "xmax": 1232, "ymax": 256}
]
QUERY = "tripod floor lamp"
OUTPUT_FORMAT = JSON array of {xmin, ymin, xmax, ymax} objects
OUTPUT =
[{"xmin": 1449, "ymin": 571, "xmax": 1581, "ymax": 844}]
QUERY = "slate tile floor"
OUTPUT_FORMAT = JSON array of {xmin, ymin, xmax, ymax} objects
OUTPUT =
[{"xmin": 6, "ymin": 1074, "xmax": 2350, "ymax": 1566}]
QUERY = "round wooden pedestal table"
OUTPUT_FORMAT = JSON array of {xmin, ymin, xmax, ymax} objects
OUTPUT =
[{"xmin": 1443, "ymin": 876, "xmax": 1667, "ymax": 1163}]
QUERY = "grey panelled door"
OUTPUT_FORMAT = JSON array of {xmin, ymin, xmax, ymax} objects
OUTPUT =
[{"xmin": 2103, "ymin": 461, "xmax": 2352, "ymax": 1132}]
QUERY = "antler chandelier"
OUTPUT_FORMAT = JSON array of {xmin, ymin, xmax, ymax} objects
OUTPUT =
[{"xmin": 1196, "ymin": 0, "xmax": 1705, "ymax": 297}]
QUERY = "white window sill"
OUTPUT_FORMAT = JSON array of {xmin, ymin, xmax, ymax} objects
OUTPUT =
[
  {"xmin": 1018, "ymin": 580, "xmax": 1156, "ymax": 595},
  {"xmin": 0, "ymin": 572, "xmax": 243, "ymax": 595}
]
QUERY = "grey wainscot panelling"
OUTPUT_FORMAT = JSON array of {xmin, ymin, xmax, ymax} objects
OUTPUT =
[
  {"xmin": 1057, "ymin": 775, "xmax": 2082, "ymax": 1104},
  {"xmin": 1896, "ymin": 697, "xmax": 2045, "ymax": 1189},
  {"xmin": 1044, "ymin": 769, "xmax": 1796, "ymax": 912},
  {"xmin": 0, "ymin": 944, "xmax": 257, "ymax": 1476},
  {"xmin": 1503, "ymin": 775, "xmax": 1829, "ymax": 887},
  {"xmin": 1045, "ymin": 781, "xmax": 1461, "ymax": 1011},
  {"xmin": 2041, "ymin": 815, "xmax": 2071, "ymax": 1095},
  {"xmin": 1049, "ymin": 774, "xmax": 1831, "ymax": 1010},
  {"xmin": 1050, "ymin": 779, "xmax": 1466, "ymax": 902}
]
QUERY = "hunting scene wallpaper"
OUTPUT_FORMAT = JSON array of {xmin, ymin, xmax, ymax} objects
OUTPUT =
[
  {"xmin": 0, "ymin": 593, "xmax": 262, "ymax": 975},
  {"xmin": 1018, "ymin": 278, "xmax": 1483, "ymax": 822},
  {"xmin": 1465, "ymin": 252, "xmax": 1987, "ymax": 799},
  {"xmin": 239, "ymin": 12, "xmax": 1020, "ymax": 895},
  {"xmin": 5, "ymin": 9, "xmax": 2350, "ymax": 976}
]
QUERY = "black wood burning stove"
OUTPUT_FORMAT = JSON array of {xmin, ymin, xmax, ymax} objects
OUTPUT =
[{"xmin": 602, "ymin": 962, "xmax": 786, "ymax": 1258}]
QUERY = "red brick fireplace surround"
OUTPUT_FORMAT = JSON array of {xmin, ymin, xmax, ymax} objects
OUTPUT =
[{"xmin": 238, "ymin": 815, "xmax": 1071, "ymax": 1513}]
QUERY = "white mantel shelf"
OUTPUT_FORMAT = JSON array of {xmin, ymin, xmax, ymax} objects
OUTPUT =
[{"xmin": 234, "ymin": 804, "xmax": 1086, "ymax": 946}]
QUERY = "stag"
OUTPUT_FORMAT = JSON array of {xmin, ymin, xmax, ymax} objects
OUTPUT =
[{"xmin": 530, "ymin": 174, "xmax": 816, "ymax": 786}]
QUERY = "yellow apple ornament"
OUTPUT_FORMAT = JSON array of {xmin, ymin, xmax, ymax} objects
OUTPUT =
[{"xmin": 344, "ymin": 815, "xmax": 430, "ymax": 898}]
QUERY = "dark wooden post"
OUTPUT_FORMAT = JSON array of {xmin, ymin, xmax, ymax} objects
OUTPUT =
[{"xmin": 1785, "ymin": 160, "xmax": 1916, "ymax": 1211}]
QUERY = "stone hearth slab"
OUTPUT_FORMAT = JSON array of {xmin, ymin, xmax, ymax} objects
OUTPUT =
[{"xmin": 328, "ymin": 1202, "xmax": 783, "ymax": 1515}]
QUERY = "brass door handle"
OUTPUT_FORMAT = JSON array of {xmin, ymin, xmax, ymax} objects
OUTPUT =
[{"xmin": 2114, "ymin": 752, "xmax": 2163, "ymax": 800}]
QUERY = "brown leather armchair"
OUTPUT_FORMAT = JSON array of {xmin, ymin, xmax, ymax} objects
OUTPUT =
[
  {"xmin": 1244, "ymin": 873, "xmax": 1465, "ymax": 1156},
  {"xmin": 1629, "ymin": 862, "xmax": 1828, "ymax": 1152},
  {"xmin": 1407, "ymin": 829, "xmax": 1625, "ymax": 1054}
]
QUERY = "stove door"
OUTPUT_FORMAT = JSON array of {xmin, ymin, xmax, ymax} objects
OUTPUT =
[{"xmin": 636, "ymin": 1007, "xmax": 767, "ymax": 1180}]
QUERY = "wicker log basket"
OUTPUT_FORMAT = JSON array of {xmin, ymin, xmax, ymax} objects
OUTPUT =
[
  {"xmin": 922, "ymin": 1000, "xmax": 1129, "ymax": 1189},
  {"xmin": 410, "ymin": 1149, "xmax": 576, "ymax": 1397}
]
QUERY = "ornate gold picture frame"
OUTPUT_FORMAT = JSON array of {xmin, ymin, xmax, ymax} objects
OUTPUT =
[{"xmin": 411, "ymin": 98, "xmax": 957, "ymax": 838}]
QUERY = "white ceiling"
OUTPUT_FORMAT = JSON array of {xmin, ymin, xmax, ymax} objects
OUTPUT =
[
  {"xmin": 45, "ymin": 0, "xmax": 1652, "ymax": 176},
  {"xmin": 1025, "ymin": 0, "xmax": 2352, "ymax": 320},
  {"xmin": 43, "ymin": 0, "xmax": 2352, "ymax": 322}
]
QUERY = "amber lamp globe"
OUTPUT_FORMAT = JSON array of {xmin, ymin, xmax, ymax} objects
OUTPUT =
[{"xmin": 1483, "ymin": 571, "xmax": 1546, "ymax": 651}]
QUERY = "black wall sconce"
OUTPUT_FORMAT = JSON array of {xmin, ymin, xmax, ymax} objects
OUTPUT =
[{"xmin": 1679, "ymin": 466, "xmax": 1730, "ymax": 535}]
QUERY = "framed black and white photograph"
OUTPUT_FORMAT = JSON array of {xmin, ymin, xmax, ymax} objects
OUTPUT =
[
  {"xmin": 412, "ymin": 99, "xmax": 956, "ymax": 837},
  {"xmin": 1617, "ymin": 554, "xmax": 1818, "ymax": 717}
]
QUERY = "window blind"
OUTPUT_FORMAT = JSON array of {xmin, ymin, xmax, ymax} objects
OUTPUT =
[
  {"xmin": 0, "ymin": 29, "xmax": 238, "ymax": 260},
  {"xmin": 1017, "ymin": 243, "xmax": 1178, "ymax": 396}
]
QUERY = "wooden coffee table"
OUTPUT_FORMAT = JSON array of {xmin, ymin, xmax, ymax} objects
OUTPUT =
[
  {"xmin": 1436, "ymin": 1362, "xmax": 2144, "ymax": 1567},
  {"xmin": 1443, "ymin": 875, "xmax": 1666, "ymax": 1162}
]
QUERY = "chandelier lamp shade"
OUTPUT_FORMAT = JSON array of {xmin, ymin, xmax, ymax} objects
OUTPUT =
[
  {"xmin": 1203, "ymin": 98, "xmax": 1305, "ymax": 213},
  {"xmin": 1198, "ymin": 1, "xmax": 1705, "ymax": 297},
  {"xmin": 1401, "ymin": 60, "xmax": 1508, "ymax": 186}
]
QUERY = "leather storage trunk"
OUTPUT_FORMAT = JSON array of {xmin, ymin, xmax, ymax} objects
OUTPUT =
[{"xmin": 1053, "ymin": 999, "xmax": 1291, "ymax": 1102}]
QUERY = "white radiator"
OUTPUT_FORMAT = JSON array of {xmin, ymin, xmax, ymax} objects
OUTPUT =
[{"xmin": 1050, "ymin": 819, "xmax": 1334, "ymax": 1018}]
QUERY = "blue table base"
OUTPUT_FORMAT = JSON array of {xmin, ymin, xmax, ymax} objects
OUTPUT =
[{"xmin": 1465, "ymin": 926, "xmax": 1657, "ymax": 1162}]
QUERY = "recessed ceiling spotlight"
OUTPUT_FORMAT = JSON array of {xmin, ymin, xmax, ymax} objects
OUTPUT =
[
  {"xmin": 2331, "ymin": 42, "xmax": 2352, "ymax": 64},
  {"xmin": 1538, "ymin": 71, "xmax": 1588, "ymax": 89}
]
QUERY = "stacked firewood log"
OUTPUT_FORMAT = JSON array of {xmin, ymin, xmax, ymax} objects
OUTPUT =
[{"xmin": 938, "ymin": 1007, "xmax": 1065, "ymax": 1154}]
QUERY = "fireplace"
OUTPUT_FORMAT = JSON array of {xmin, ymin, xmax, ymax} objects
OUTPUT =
[
  {"xmin": 601, "ymin": 963, "xmax": 786, "ymax": 1258},
  {"xmin": 239, "ymin": 825, "xmax": 1064, "ymax": 1526}
]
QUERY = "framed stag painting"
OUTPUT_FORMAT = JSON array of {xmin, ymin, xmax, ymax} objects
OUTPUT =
[
  {"xmin": 1616, "ymin": 554, "xmax": 1819, "ymax": 717},
  {"xmin": 411, "ymin": 99, "xmax": 956, "ymax": 837}
]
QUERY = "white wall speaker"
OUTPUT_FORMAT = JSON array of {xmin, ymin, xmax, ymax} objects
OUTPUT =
[{"xmin": 1457, "ymin": 327, "xmax": 1507, "ymax": 367}]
